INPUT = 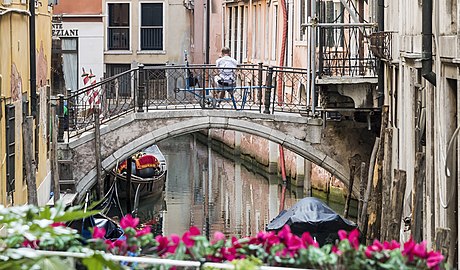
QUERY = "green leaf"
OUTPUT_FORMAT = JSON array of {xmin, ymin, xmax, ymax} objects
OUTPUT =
[
  {"xmin": 82, "ymin": 253, "xmax": 123, "ymax": 270},
  {"xmin": 53, "ymin": 210, "xmax": 100, "ymax": 223},
  {"xmin": 0, "ymin": 258, "xmax": 31, "ymax": 270},
  {"xmin": 33, "ymin": 256, "xmax": 74, "ymax": 270}
]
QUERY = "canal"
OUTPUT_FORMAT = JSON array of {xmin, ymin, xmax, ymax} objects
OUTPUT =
[{"xmin": 135, "ymin": 133, "xmax": 357, "ymax": 238}]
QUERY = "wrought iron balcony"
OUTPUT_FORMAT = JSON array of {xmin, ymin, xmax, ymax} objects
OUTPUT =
[
  {"xmin": 317, "ymin": 24, "xmax": 378, "ymax": 77},
  {"xmin": 370, "ymin": 31, "xmax": 394, "ymax": 61}
]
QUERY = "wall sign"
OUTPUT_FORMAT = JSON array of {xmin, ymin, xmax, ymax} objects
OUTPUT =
[{"xmin": 52, "ymin": 23, "xmax": 79, "ymax": 37}]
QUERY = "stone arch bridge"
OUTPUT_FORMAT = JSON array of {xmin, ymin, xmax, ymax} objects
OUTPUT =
[{"xmin": 58, "ymin": 110, "xmax": 376, "ymax": 201}]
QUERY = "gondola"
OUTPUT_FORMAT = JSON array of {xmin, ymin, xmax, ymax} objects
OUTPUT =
[{"xmin": 110, "ymin": 145, "xmax": 167, "ymax": 201}]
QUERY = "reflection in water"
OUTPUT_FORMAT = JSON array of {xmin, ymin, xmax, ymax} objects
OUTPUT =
[{"xmin": 138, "ymin": 134, "xmax": 356, "ymax": 238}]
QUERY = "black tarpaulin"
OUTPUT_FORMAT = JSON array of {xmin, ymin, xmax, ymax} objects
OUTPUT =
[{"xmin": 266, "ymin": 197, "xmax": 358, "ymax": 246}]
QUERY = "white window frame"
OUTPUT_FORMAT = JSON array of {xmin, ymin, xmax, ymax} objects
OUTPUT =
[
  {"xmin": 297, "ymin": 0, "xmax": 310, "ymax": 43},
  {"xmin": 251, "ymin": 3, "xmax": 257, "ymax": 60},
  {"xmin": 138, "ymin": 1, "xmax": 165, "ymax": 52},
  {"xmin": 271, "ymin": 4, "xmax": 278, "ymax": 61},
  {"xmin": 106, "ymin": 1, "xmax": 132, "ymax": 52},
  {"xmin": 242, "ymin": 6, "xmax": 248, "ymax": 62}
]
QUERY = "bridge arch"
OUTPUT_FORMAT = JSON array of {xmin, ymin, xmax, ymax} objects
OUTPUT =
[{"xmin": 68, "ymin": 111, "xmax": 361, "ymax": 199}]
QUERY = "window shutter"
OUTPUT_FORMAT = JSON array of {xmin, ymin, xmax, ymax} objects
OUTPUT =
[{"xmin": 5, "ymin": 104, "xmax": 16, "ymax": 193}]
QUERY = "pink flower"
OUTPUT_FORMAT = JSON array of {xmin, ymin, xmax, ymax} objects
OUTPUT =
[
  {"xmin": 211, "ymin": 231, "xmax": 226, "ymax": 244},
  {"xmin": 426, "ymin": 251, "xmax": 444, "ymax": 270},
  {"xmin": 51, "ymin": 222, "xmax": 66, "ymax": 227},
  {"xmin": 383, "ymin": 240, "xmax": 400, "ymax": 250},
  {"xmin": 221, "ymin": 246, "xmax": 238, "ymax": 261},
  {"xmin": 155, "ymin": 235, "xmax": 170, "ymax": 255},
  {"xmin": 365, "ymin": 240, "xmax": 384, "ymax": 259},
  {"xmin": 254, "ymin": 231, "xmax": 272, "ymax": 244},
  {"xmin": 402, "ymin": 237, "xmax": 416, "ymax": 262},
  {"xmin": 231, "ymin": 236, "xmax": 243, "ymax": 249},
  {"xmin": 182, "ymin": 226, "xmax": 201, "ymax": 248},
  {"xmin": 22, "ymin": 239, "xmax": 40, "ymax": 249},
  {"xmin": 168, "ymin": 234, "xmax": 180, "ymax": 254},
  {"xmin": 337, "ymin": 229, "xmax": 360, "ymax": 250},
  {"xmin": 92, "ymin": 227, "xmax": 106, "ymax": 239},
  {"xmin": 301, "ymin": 232, "xmax": 319, "ymax": 248},
  {"xmin": 114, "ymin": 239, "xmax": 126, "ymax": 248},
  {"xmin": 338, "ymin": 230, "xmax": 347, "ymax": 241},
  {"xmin": 135, "ymin": 226, "xmax": 151, "ymax": 237},
  {"xmin": 120, "ymin": 214, "xmax": 139, "ymax": 229},
  {"xmin": 105, "ymin": 239, "xmax": 115, "ymax": 249},
  {"xmin": 285, "ymin": 235, "xmax": 303, "ymax": 254},
  {"xmin": 413, "ymin": 241, "xmax": 428, "ymax": 259},
  {"xmin": 277, "ymin": 225, "xmax": 292, "ymax": 240},
  {"xmin": 331, "ymin": 245, "xmax": 342, "ymax": 255}
]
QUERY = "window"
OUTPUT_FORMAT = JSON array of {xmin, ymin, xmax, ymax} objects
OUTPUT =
[
  {"xmin": 251, "ymin": 4, "xmax": 257, "ymax": 59},
  {"xmin": 62, "ymin": 38, "xmax": 79, "ymax": 92},
  {"xmin": 5, "ymin": 104, "xmax": 15, "ymax": 194},
  {"xmin": 108, "ymin": 3, "xmax": 130, "ymax": 50},
  {"xmin": 324, "ymin": 1, "xmax": 343, "ymax": 47},
  {"xmin": 106, "ymin": 64, "xmax": 132, "ymax": 97},
  {"xmin": 227, "ymin": 5, "xmax": 246, "ymax": 62},
  {"xmin": 271, "ymin": 5, "xmax": 278, "ymax": 61},
  {"xmin": 51, "ymin": 37, "xmax": 79, "ymax": 94},
  {"xmin": 140, "ymin": 3, "xmax": 163, "ymax": 50},
  {"xmin": 299, "ymin": 0, "xmax": 311, "ymax": 40}
]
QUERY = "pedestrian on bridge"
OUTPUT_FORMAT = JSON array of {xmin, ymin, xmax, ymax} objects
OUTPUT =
[{"xmin": 214, "ymin": 47, "xmax": 238, "ymax": 107}]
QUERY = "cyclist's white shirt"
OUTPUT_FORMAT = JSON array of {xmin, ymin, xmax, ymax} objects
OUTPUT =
[{"xmin": 216, "ymin": 56, "xmax": 238, "ymax": 83}]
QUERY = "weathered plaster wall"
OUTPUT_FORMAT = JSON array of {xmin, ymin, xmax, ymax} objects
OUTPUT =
[{"xmin": 0, "ymin": 3, "xmax": 52, "ymax": 205}]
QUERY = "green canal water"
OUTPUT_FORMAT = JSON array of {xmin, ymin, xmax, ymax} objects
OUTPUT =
[{"xmin": 135, "ymin": 134, "xmax": 357, "ymax": 238}]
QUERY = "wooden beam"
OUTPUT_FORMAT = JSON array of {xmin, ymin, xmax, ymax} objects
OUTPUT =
[
  {"xmin": 412, "ymin": 152, "xmax": 425, "ymax": 242},
  {"xmin": 344, "ymin": 161, "xmax": 356, "ymax": 218},
  {"xmin": 386, "ymin": 169, "xmax": 406, "ymax": 241},
  {"xmin": 23, "ymin": 116, "xmax": 38, "ymax": 205},
  {"xmin": 381, "ymin": 127, "xmax": 393, "ymax": 240},
  {"xmin": 94, "ymin": 108, "xmax": 103, "ymax": 198},
  {"xmin": 368, "ymin": 105, "xmax": 389, "ymax": 242},
  {"xmin": 50, "ymin": 105, "xmax": 60, "ymax": 204},
  {"xmin": 358, "ymin": 161, "xmax": 367, "ymax": 227},
  {"xmin": 361, "ymin": 137, "xmax": 380, "ymax": 239}
]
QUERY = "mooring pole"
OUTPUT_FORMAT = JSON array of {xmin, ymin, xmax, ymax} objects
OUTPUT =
[
  {"xmin": 126, "ymin": 157, "xmax": 133, "ymax": 214},
  {"xmin": 50, "ymin": 102, "xmax": 61, "ymax": 204},
  {"xmin": 344, "ymin": 163, "xmax": 356, "ymax": 218},
  {"xmin": 24, "ymin": 116, "xmax": 38, "ymax": 205},
  {"xmin": 94, "ymin": 108, "xmax": 103, "ymax": 198}
]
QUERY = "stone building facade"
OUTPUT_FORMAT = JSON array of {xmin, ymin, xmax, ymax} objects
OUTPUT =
[{"xmin": 383, "ymin": 0, "xmax": 459, "ymax": 265}]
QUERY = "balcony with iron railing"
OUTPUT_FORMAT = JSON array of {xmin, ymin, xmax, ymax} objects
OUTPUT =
[
  {"xmin": 370, "ymin": 31, "xmax": 395, "ymax": 61},
  {"xmin": 299, "ymin": 22, "xmax": 380, "ymax": 115}
]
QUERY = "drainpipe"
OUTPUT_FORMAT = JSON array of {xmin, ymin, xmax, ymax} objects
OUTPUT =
[
  {"xmin": 377, "ymin": 0, "xmax": 384, "ymax": 107},
  {"xmin": 276, "ymin": 0, "xmax": 288, "ymax": 103},
  {"xmin": 29, "ymin": 0, "xmax": 37, "ymax": 117},
  {"xmin": 422, "ymin": 0, "xmax": 436, "ymax": 86},
  {"xmin": 205, "ymin": 0, "xmax": 210, "ymax": 64}
]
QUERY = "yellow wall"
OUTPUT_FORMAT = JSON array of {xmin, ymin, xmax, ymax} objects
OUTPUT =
[{"xmin": 0, "ymin": 2, "xmax": 52, "ymax": 205}]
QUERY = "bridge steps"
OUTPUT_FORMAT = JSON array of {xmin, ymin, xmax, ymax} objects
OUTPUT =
[{"xmin": 58, "ymin": 159, "xmax": 76, "ymax": 193}]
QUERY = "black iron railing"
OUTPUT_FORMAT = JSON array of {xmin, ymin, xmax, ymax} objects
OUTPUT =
[
  {"xmin": 370, "ymin": 31, "xmax": 394, "ymax": 61},
  {"xmin": 318, "ymin": 25, "xmax": 378, "ymax": 77},
  {"xmin": 59, "ymin": 64, "xmax": 312, "ymax": 142},
  {"xmin": 108, "ymin": 27, "xmax": 129, "ymax": 50}
]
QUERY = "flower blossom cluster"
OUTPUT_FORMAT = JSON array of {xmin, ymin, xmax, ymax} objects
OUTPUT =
[{"xmin": 88, "ymin": 216, "xmax": 444, "ymax": 270}]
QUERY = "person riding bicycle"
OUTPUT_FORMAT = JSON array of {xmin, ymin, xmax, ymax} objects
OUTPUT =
[{"xmin": 214, "ymin": 47, "xmax": 238, "ymax": 107}]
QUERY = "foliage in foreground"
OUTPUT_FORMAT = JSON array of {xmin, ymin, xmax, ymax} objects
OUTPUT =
[{"xmin": 0, "ymin": 203, "xmax": 446, "ymax": 270}]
